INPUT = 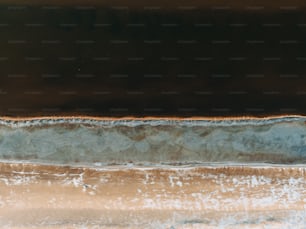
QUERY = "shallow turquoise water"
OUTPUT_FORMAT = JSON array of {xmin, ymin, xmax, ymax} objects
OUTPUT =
[{"xmin": 0, "ymin": 116, "xmax": 305, "ymax": 165}]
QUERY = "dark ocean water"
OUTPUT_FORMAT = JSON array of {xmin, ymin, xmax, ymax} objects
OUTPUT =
[{"xmin": 0, "ymin": 3, "xmax": 306, "ymax": 117}]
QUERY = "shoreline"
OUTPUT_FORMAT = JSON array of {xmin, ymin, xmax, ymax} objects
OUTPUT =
[
  {"xmin": 0, "ymin": 115, "xmax": 304, "ymax": 164},
  {"xmin": 0, "ymin": 114, "xmax": 304, "ymax": 127}
]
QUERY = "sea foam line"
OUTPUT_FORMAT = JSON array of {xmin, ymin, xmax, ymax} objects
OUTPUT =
[{"xmin": 0, "ymin": 115, "xmax": 304, "ymax": 128}]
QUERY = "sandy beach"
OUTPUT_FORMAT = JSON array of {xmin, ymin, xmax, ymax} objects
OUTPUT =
[{"xmin": 0, "ymin": 162, "xmax": 305, "ymax": 228}]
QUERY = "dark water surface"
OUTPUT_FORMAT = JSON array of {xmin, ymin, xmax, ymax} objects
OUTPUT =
[{"xmin": 0, "ymin": 1, "xmax": 305, "ymax": 116}]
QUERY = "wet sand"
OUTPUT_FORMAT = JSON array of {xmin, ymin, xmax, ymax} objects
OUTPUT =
[
  {"xmin": 0, "ymin": 115, "xmax": 305, "ymax": 164},
  {"xmin": 0, "ymin": 162, "xmax": 305, "ymax": 228}
]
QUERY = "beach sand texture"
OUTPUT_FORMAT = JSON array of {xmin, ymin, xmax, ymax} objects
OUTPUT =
[
  {"xmin": 0, "ymin": 116, "xmax": 305, "ymax": 228},
  {"xmin": 0, "ymin": 162, "xmax": 306, "ymax": 228}
]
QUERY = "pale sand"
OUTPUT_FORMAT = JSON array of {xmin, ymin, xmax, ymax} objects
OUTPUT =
[{"xmin": 0, "ymin": 162, "xmax": 305, "ymax": 228}]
